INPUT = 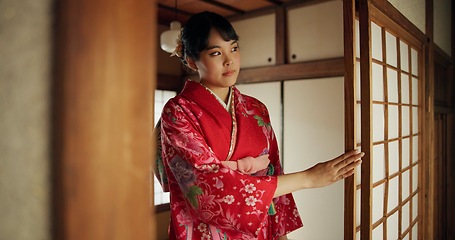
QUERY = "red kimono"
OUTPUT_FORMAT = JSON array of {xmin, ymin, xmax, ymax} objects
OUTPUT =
[{"xmin": 159, "ymin": 80, "xmax": 303, "ymax": 239}]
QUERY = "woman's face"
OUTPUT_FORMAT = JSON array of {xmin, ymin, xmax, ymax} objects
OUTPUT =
[{"xmin": 189, "ymin": 29, "xmax": 240, "ymax": 93}]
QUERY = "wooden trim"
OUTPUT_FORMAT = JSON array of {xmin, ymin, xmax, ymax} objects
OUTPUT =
[
  {"xmin": 275, "ymin": 7, "xmax": 287, "ymax": 65},
  {"xmin": 157, "ymin": 74, "xmax": 184, "ymax": 92},
  {"xmin": 237, "ymin": 58, "xmax": 344, "ymax": 84},
  {"xmin": 201, "ymin": 0, "xmax": 245, "ymax": 14},
  {"xmin": 52, "ymin": 0, "xmax": 154, "ymax": 239},
  {"xmin": 370, "ymin": 0, "xmax": 426, "ymax": 45},
  {"xmin": 358, "ymin": 0, "xmax": 373, "ymax": 239},
  {"xmin": 285, "ymin": 0, "xmax": 336, "ymax": 11},
  {"xmin": 155, "ymin": 203, "xmax": 171, "ymax": 213},
  {"xmin": 343, "ymin": 0, "xmax": 357, "ymax": 239},
  {"xmin": 227, "ymin": 6, "xmax": 276, "ymax": 22},
  {"xmin": 423, "ymin": 0, "xmax": 435, "ymax": 238}
]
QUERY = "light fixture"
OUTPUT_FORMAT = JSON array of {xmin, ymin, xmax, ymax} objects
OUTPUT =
[{"xmin": 160, "ymin": 0, "xmax": 181, "ymax": 53}]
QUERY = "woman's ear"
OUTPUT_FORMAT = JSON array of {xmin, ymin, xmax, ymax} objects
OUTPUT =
[{"xmin": 186, "ymin": 57, "xmax": 198, "ymax": 71}]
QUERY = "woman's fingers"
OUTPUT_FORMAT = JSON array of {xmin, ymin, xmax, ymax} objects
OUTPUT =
[
  {"xmin": 332, "ymin": 150, "xmax": 363, "ymax": 181},
  {"xmin": 337, "ymin": 157, "xmax": 362, "ymax": 178},
  {"xmin": 333, "ymin": 149, "xmax": 360, "ymax": 166},
  {"xmin": 334, "ymin": 150, "xmax": 364, "ymax": 169}
]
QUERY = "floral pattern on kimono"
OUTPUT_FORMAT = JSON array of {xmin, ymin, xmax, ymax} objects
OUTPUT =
[{"xmin": 160, "ymin": 80, "xmax": 303, "ymax": 240}]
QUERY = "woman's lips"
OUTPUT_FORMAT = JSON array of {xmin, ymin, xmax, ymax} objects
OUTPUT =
[{"xmin": 223, "ymin": 70, "xmax": 235, "ymax": 76}]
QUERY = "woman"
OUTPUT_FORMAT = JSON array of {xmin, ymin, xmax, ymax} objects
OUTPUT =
[{"xmin": 157, "ymin": 11, "xmax": 363, "ymax": 240}]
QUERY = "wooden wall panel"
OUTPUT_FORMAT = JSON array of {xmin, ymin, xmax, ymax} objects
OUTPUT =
[{"xmin": 53, "ymin": 0, "xmax": 156, "ymax": 239}]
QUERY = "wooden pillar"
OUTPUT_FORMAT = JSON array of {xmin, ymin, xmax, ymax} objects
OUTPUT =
[
  {"xmin": 358, "ymin": 0, "xmax": 373, "ymax": 239},
  {"xmin": 343, "ymin": 0, "xmax": 357, "ymax": 239},
  {"xmin": 52, "ymin": 0, "xmax": 156, "ymax": 239},
  {"xmin": 423, "ymin": 0, "xmax": 435, "ymax": 239}
]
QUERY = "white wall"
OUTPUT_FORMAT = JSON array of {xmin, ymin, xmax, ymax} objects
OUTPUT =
[
  {"xmin": 387, "ymin": 0, "xmax": 426, "ymax": 33},
  {"xmin": 283, "ymin": 77, "xmax": 345, "ymax": 240},
  {"xmin": 434, "ymin": 0, "xmax": 452, "ymax": 56},
  {"xmin": 0, "ymin": 0, "xmax": 52, "ymax": 239},
  {"xmin": 238, "ymin": 78, "xmax": 345, "ymax": 239}
]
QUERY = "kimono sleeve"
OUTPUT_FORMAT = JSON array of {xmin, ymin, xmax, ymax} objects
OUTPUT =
[{"xmin": 161, "ymin": 99, "xmax": 278, "ymax": 238}]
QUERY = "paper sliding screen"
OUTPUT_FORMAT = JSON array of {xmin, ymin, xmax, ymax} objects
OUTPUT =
[{"xmin": 354, "ymin": 16, "xmax": 422, "ymax": 240}]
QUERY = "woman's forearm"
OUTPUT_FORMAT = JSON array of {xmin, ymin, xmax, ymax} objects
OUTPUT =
[{"xmin": 273, "ymin": 150, "xmax": 363, "ymax": 198}]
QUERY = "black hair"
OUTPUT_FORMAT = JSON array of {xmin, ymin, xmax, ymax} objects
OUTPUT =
[{"xmin": 180, "ymin": 11, "xmax": 239, "ymax": 61}]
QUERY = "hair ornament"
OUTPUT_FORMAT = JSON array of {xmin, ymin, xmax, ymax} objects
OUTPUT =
[{"xmin": 170, "ymin": 32, "xmax": 183, "ymax": 58}]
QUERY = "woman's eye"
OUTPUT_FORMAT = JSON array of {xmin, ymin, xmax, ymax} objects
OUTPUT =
[
  {"xmin": 232, "ymin": 46, "xmax": 239, "ymax": 52},
  {"xmin": 209, "ymin": 51, "xmax": 221, "ymax": 56}
]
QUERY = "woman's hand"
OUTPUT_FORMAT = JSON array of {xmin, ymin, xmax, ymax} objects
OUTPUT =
[
  {"xmin": 274, "ymin": 149, "xmax": 363, "ymax": 197},
  {"xmin": 302, "ymin": 149, "xmax": 363, "ymax": 188}
]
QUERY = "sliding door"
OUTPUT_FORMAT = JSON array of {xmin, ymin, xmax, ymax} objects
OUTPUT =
[{"xmin": 350, "ymin": 4, "xmax": 424, "ymax": 240}]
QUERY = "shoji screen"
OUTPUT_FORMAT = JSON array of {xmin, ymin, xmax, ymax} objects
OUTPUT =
[
  {"xmin": 353, "ymin": 13, "xmax": 422, "ymax": 240},
  {"xmin": 284, "ymin": 77, "xmax": 345, "ymax": 239}
]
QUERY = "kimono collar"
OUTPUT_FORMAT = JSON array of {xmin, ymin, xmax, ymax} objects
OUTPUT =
[{"xmin": 198, "ymin": 82, "xmax": 233, "ymax": 113}]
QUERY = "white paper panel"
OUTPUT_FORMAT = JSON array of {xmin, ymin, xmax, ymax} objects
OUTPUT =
[
  {"xmin": 401, "ymin": 73, "xmax": 410, "ymax": 104},
  {"xmin": 411, "ymin": 48, "xmax": 419, "ymax": 76},
  {"xmin": 412, "ymin": 77, "xmax": 419, "ymax": 105},
  {"xmin": 356, "ymin": 147, "xmax": 362, "ymax": 185},
  {"xmin": 371, "ymin": 22, "xmax": 383, "ymax": 61},
  {"xmin": 356, "ymin": 189, "xmax": 361, "ymax": 227},
  {"xmin": 386, "ymin": 31, "xmax": 398, "ymax": 67},
  {"xmin": 412, "ymin": 136, "xmax": 419, "ymax": 163},
  {"xmin": 412, "ymin": 164, "xmax": 419, "ymax": 192},
  {"xmin": 400, "ymin": 40, "xmax": 409, "ymax": 72},
  {"xmin": 388, "ymin": 176, "xmax": 399, "ymax": 210},
  {"xmin": 355, "ymin": 19, "xmax": 360, "ymax": 59},
  {"xmin": 373, "ymin": 184, "xmax": 384, "ymax": 223},
  {"xmin": 402, "ymin": 138, "xmax": 410, "ymax": 168},
  {"xmin": 412, "ymin": 106, "xmax": 419, "ymax": 134},
  {"xmin": 402, "ymin": 169, "xmax": 410, "ymax": 200},
  {"xmin": 389, "ymin": 140, "xmax": 399, "ymax": 174},
  {"xmin": 372, "ymin": 63, "xmax": 384, "ymax": 101},
  {"xmin": 402, "ymin": 201, "xmax": 410, "ymax": 232},
  {"xmin": 388, "ymin": 105, "xmax": 399, "ymax": 139},
  {"xmin": 356, "ymin": 61, "xmax": 361, "ymax": 101},
  {"xmin": 232, "ymin": 14, "xmax": 276, "ymax": 68},
  {"xmin": 356, "ymin": 103, "xmax": 362, "ymax": 144},
  {"xmin": 287, "ymin": 0, "xmax": 343, "ymax": 62},
  {"xmin": 412, "ymin": 194, "xmax": 419, "ymax": 221},
  {"xmin": 373, "ymin": 144, "xmax": 385, "ymax": 183},
  {"xmin": 412, "ymin": 223, "xmax": 419, "ymax": 240},
  {"xmin": 402, "ymin": 106, "xmax": 411, "ymax": 136},
  {"xmin": 373, "ymin": 104, "xmax": 385, "ymax": 142},
  {"xmin": 154, "ymin": 90, "xmax": 176, "ymax": 205},
  {"xmin": 283, "ymin": 77, "xmax": 344, "ymax": 239},
  {"xmin": 373, "ymin": 223, "xmax": 383, "ymax": 240},
  {"xmin": 387, "ymin": 211, "xmax": 399, "ymax": 239},
  {"xmin": 387, "ymin": 68, "xmax": 399, "ymax": 103}
]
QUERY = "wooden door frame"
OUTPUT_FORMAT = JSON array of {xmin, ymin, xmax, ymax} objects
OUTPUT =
[{"xmin": 52, "ymin": 0, "xmax": 156, "ymax": 239}]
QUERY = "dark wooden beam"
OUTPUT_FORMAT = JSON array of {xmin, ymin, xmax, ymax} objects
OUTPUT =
[
  {"xmin": 266, "ymin": 0, "xmax": 285, "ymax": 6},
  {"xmin": 201, "ymin": 0, "xmax": 245, "ymax": 14},
  {"xmin": 158, "ymin": 3, "xmax": 194, "ymax": 17},
  {"xmin": 236, "ymin": 58, "xmax": 344, "ymax": 84}
]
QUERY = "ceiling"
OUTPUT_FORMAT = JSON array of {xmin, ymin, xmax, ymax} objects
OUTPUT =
[{"xmin": 157, "ymin": 0, "xmax": 298, "ymax": 26}]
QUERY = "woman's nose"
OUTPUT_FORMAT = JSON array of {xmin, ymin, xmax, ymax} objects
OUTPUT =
[{"xmin": 224, "ymin": 57, "xmax": 233, "ymax": 66}]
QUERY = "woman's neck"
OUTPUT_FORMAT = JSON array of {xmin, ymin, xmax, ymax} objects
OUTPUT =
[{"xmin": 200, "ymin": 82, "xmax": 230, "ymax": 104}]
